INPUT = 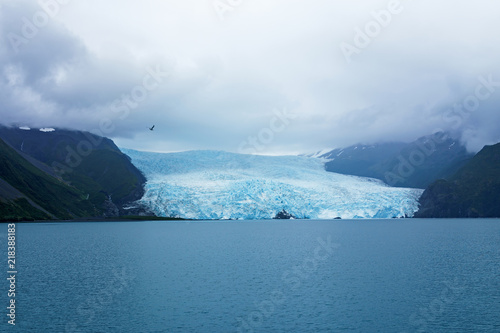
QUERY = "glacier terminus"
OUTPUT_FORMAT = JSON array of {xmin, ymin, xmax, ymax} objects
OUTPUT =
[{"xmin": 122, "ymin": 149, "xmax": 424, "ymax": 220}]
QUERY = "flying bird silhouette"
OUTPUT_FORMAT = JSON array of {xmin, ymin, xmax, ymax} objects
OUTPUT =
[{"xmin": 149, "ymin": 125, "xmax": 155, "ymax": 131}]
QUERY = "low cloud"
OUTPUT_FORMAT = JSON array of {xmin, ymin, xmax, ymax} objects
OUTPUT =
[{"xmin": 1, "ymin": 0, "xmax": 500, "ymax": 154}]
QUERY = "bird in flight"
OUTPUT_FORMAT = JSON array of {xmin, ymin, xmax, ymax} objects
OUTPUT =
[{"xmin": 149, "ymin": 125, "xmax": 155, "ymax": 131}]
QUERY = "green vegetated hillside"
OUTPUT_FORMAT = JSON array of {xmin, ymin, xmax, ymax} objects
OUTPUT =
[
  {"xmin": 0, "ymin": 126, "xmax": 146, "ymax": 221},
  {"xmin": 416, "ymin": 142, "xmax": 500, "ymax": 218},
  {"xmin": 0, "ymin": 198, "xmax": 51, "ymax": 221},
  {"xmin": 0, "ymin": 138, "xmax": 96, "ymax": 220}
]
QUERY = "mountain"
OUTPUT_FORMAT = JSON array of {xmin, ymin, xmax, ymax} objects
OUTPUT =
[
  {"xmin": 318, "ymin": 142, "xmax": 407, "ymax": 179},
  {"xmin": 316, "ymin": 133, "xmax": 473, "ymax": 189},
  {"xmin": 122, "ymin": 149, "xmax": 423, "ymax": 220},
  {"xmin": 415, "ymin": 142, "xmax": 500, "ymax": 218},
  {"xmin": 0, "ymin": 126, "xmax": 146, "ymax": 220},
  {"xmin": 0, "ymin": 137, "xmax": 96, "ymax": 220}
]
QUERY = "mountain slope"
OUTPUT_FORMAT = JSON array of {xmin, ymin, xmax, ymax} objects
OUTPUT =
[
  {"xmin": 0, "ymin": 126, "xmax": 146, "ymax": 216},
  {"xmin": 0, "ymin": 138, "xmax": 96, "ymax": 220},
  {"xmin": 320, "ymin": 142, "xmax": 407, "ymax": 179},
  {"xmin": 415, "ymin": 142, "xmax": 500, "ymax": 218},
  {"xmin": 318, "ymin": 133, "xmax": 473, "ymax": 189},
  {"xmin": 123, "ymin": 149, "xmax": 423, "ymax": 220}
]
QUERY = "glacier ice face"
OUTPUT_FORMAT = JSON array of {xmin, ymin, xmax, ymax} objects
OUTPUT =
[{"xmin": 121, "ymin": 149, "xmax": 423, "ymax": 220}]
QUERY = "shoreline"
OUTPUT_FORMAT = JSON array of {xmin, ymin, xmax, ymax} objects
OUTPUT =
[
  {"xmin": 0, "ymin": 216, "xmax": 187, "ymax": 223},
  {"xmin": 2, "ymin": 217, "xmax": 500, "ymax": 223}
]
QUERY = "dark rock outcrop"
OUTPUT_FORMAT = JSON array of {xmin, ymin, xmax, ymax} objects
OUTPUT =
[
  {"xmin": 415, "ymin": 142, "xmax": 500, "ymax": 218},
  {"xmin": 273, "ymin": 209, "xmax": 296, "ymax": 219}
]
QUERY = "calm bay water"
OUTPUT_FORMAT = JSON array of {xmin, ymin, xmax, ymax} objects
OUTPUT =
[{"xmin": 2, "ymin": 219, "xmax": 500, "ymax": 332}]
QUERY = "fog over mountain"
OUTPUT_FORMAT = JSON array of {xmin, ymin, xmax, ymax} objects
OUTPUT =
[{"xmin": 1, "ymin": 0, "xmax": 500, "ymax": 154}]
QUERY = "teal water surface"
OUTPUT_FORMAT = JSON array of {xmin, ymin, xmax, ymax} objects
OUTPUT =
[{"xmin": 2, "ymin": 219, "xmax": 499, "ymax": 332}]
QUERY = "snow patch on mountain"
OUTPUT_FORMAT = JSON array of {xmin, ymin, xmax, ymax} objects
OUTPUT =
[{"xmin": 122, "ymin": 149, "xmax": 423, "ymax": 220}]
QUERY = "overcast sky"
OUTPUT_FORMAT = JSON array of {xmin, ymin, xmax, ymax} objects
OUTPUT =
[{"xmin": 1, "ymin": 0, "xmax": 500, "ymax": 154}]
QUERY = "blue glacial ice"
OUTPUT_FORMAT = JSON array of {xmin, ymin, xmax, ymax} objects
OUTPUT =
[{"xmin": 122, "ymin": 149, "xmax": 423, "ymax": 220}]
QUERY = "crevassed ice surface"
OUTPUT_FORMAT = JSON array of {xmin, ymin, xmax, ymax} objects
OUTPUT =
[{"xmin": 122, "ymin": 149, "xmax": 424, "ymax": 220}]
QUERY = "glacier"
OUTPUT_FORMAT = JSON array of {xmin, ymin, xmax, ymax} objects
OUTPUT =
[{"xmin": 121, "ymin": 149, "xmax": 424, "ymax": 220}]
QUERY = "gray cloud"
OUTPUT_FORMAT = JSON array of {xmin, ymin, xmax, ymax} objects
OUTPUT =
[{"xmin": 1, "ymin": 0, "xmax": 500, "ymax": 154}]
